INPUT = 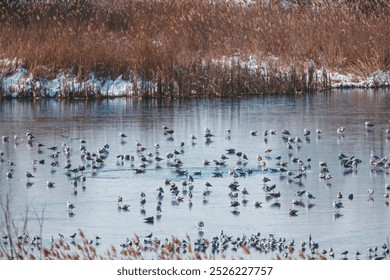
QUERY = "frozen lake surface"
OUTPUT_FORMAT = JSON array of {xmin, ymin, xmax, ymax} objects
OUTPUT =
[{"xmin": 1, "ymin": 88, "xmax": 390, "ymax": 260}]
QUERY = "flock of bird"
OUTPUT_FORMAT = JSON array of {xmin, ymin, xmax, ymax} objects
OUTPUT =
[{"xmin": 1, "ymin": 119, "xmax": 390, "ymax": 260}]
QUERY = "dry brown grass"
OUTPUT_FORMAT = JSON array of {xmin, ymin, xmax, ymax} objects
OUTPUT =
[
  {"xmin": 1, "ymin": 0, "xmax": 390, "ymax": 97},
  {"xmin": 0, "ymin": 230, "xmax": 335, "ymax": 260}
]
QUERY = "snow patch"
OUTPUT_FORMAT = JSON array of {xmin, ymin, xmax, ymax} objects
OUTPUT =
[{"xmin": 1, "ymin": 57, "xmax": 389, "ymax": 98}]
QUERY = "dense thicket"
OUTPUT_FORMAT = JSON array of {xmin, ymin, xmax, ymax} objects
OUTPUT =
[{"xmin": 1, "ymin": 0, "xmax": 389, "ymax": 96}]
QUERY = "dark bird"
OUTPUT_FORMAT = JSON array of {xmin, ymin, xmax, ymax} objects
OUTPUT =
[
  {"xmin": 289, "ymin": 209, "xmax": 298, "ymax": 216},
  {"xmin": 24, "ymin": 172, "xmax": 35, "ymax": 180},
  {"xmin": 144, "ymin": 216, "xmax": 154, "ymax": 224}
]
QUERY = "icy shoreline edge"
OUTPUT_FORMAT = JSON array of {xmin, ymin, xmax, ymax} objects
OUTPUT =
[{"xmin": 1, "ymin": 59, "xmax": 390, "ymax": 98}]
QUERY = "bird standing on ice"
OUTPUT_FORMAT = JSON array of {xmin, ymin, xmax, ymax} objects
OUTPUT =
[
  {"xmin": 25, "ymin": 172, "xmax": 35, "ymax": 180},
  {"xmin": 67, "ymin": 201, "xmax": 76, "ymax": 213},
  {"xmin": 365, "ymin": 121, "xmax": 374, "ymax": 128},
  {"xmin": 337, "ymin": 127, "xmax": 345, "ymax": 134},
  {"xmin": 198, "ymin": 220, "xmax": 205, "ymax": 231},
  {"xmin": 333, "ymin": 200, "xmax": 343, "ymax": 212}
]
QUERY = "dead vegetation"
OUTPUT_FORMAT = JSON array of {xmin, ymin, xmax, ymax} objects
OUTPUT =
[{"xmin": 0, "ymin": 0, "xmax": 389, "ymax": 97}]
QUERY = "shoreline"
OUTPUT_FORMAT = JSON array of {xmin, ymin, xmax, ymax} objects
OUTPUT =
[
  {"xmin": 2, "ymin": 1, "xmax": 390, "ymax": 99},
  {"xmin": 1, "ymin": 60, "xmax": 390, "ymax": 99}
]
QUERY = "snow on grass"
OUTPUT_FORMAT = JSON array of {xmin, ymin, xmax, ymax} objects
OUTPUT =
[
  {"xmin": 367, "ymin": 71, "xmax": 390, "ymax": 87},
  {"xmin": 1, "ymin": 57, "xmax": 389, "ymax": 98},
  {"xmin": 0, "ymin": 69, "xmax": 141, "ymax": 98}
]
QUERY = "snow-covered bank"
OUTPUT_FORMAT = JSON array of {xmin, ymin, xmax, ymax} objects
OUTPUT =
[
  {"xmin": 0, "ymin": 58, "xmax": 150, "ymax": 98},
  {"xmin": 1, "ymin": 57, "xmax": 389, "ymax": 98},
  {"xmin": 328, "ymin": 71, "xmax": 390, "ymax": 88}
]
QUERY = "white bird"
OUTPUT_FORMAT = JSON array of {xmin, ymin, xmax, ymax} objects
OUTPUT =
[
  {"xmin": 292, "ymin": 197, "xmax": 303, "ymax": 206},
  {"xmin": 118, "ymin": 203, "xmax": 130, "ymax": 210},
  {"xmin": 324, "ymin": 173, "xmax": 332, "ymax": 180},
  {"xmin": 337, "ymin": 127, "xmax": 345, "ymax": 134},
  {"xmin": 365, "ymin": 121, "xmax": 374, "ymax": 128},
  {"xmin": 319, "ymin": 161, "xmax": 327, "ymax": 167}
]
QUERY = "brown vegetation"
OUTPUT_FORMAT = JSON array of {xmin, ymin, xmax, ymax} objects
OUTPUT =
[
  {"xmin": 0, "ymin": 228, "xmax": 318, "ymax": 260},
  {"xmin": 0, "ymin": 0, "xmax": 390, "ymax": 97}
]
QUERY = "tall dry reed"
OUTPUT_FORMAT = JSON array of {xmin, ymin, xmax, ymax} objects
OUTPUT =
[{"xmin": 0, "ymin": 0, "xmax": 389, "ymax": 97}]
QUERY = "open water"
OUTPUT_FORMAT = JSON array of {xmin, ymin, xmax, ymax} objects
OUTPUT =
[{"xmin": 0, "ymin": 88, "xmax": 390, "ymax": 259}]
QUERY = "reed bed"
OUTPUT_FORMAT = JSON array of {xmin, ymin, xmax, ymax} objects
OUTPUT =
[
  {"xmin": 0, "ymin": 0, "xmax": 390, "ymax": 97},
  {"xmin": 0, "ymin": 228, "xmax": 325, "ymax": 260}
]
